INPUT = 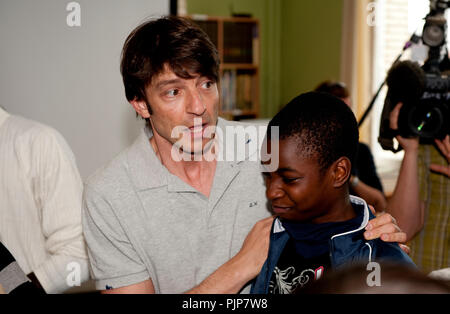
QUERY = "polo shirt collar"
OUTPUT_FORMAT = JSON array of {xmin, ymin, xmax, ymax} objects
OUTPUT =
[
  {"xmin": 126, "ymin": 118, "xmax": 259, "ymax": 193},
  {"xmin": 126, "ymin": 125, "xmax": 169, "ymax": 190}
]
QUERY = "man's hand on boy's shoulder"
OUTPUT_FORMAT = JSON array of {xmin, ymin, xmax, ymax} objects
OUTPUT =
[
  {"xmin": 363, "ymin": 209, "xmax": 407, "ymax": 244},
  {"xmin": 364, "ymin": 210, "xmax": 411, "ymax": 255}
]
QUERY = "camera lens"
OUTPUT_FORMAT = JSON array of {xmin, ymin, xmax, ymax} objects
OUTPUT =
[
  {"xmin": 408, "ymin": 104, "xmax": 444, "ymax": 138},
  {"xmin": 423, "ymin": 24, "xmax": 446, "ymax": 47}
]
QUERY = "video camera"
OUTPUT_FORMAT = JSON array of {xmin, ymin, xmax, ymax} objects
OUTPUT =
[{"xmin": 379, "ymin": 0, "xmax": 450, "ymax": 152}]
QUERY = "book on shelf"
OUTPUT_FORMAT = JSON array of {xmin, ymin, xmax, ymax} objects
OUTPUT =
[
  {"xmin": 221, "ymin": 70, "xmax": 254, "ymax": 113},
  {"xmin": 252, "ymin": 24, "xmax": 259, "ymax": 65},
  {"xmin": 223, "ymin": 22, "xmax": 254, "ymax": 64},
  {"xmin": 236, "ymin": 74, "xmax": 253, "ymax": 111},
  {"xmin": 221, "ymin": 69, "xmax": 237, "ymax": 112},
  {"xmin": 188, "ymin": 16, "xmax": 259, "ymax": 118}
]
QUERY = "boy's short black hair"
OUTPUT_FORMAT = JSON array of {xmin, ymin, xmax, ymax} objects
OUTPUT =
[{"xmin": 267, "ymin": 92, "xmax": 359, "ymax": 173}]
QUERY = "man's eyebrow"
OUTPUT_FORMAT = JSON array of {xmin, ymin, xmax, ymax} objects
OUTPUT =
[{"xmin": 154, "ymin": 79, "xmax": 183, "ymax": 89}]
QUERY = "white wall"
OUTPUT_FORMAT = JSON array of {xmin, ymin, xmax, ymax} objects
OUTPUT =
[{"xmin": 0, "ymin": 0, "xmax": 169, "ymax": 179}]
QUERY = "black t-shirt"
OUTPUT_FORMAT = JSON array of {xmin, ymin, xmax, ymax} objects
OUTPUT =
[
  {"xmin": 268, "ymin": 206, "xmax": 364, "ymax": 294},
  {"xmin": 268, "ymin": 238, "xmax": 330, "ymax": 294}
]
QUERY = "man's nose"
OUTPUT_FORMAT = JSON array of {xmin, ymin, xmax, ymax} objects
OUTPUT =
[{"xmin": 186, "ymin": 88, "xmax": 206, "ymax": 116}]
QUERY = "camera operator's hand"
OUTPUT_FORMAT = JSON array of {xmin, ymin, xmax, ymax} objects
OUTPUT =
[
  {"xmin": 389, "ymin": 102, "xmax": 419, "ymax": 152},
  {"xmin": 430, "ymin": 135, "xmax": 450, "ymax": 177},
  {"xmin": 386, "ymin": 102, "xmax": 421, "ymax": 241}
]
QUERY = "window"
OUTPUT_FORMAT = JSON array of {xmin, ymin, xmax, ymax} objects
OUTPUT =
[{"xmin": 370, "ymin": 0, "xmax": 432, "ymax": 192}]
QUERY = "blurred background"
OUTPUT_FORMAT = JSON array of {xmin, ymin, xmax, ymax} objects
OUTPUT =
[{"xmin": 0, "ymin": 0, "xmax": 436, "ymax": 193}]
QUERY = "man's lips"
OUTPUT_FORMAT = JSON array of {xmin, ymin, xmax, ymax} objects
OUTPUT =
[
  {"xmin": 189, "ymin": 123, "xmax": 208, "ymax": 132},
  {"xmin": 184, "ymin": 123, "xmax": 209, "ymax": 138}
]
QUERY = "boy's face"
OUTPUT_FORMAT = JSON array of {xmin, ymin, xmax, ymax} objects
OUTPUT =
[{"xmin": 262, "ymin": 137, "xmax": 336, "ymax": 223}]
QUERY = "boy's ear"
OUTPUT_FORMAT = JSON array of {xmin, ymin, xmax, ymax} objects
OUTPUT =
[
  {"xmin": 332, "ymin": 157, "xmax": 352, "ymax": 188},
  {"xmin": 130, "ymin": 98, "xmax": 151, "ymax": 118}
]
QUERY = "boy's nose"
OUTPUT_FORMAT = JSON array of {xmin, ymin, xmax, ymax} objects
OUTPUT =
[{"xmin": 266, "ymin": 180, "xmax": 285, "ymax": 201}]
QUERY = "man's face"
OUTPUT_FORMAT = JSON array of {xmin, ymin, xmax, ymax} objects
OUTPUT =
[
  {"xmin": 262, "ymin": 137, "xmax": 334, "ymax": 222},
  {"xmin": 140, "ymin": 65, "xmax": 219, "ymax": 155}
]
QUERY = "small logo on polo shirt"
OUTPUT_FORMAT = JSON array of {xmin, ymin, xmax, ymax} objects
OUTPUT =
[{"xmin": 249, "ymin": 201, "xmax": 258, "ymax": 207}]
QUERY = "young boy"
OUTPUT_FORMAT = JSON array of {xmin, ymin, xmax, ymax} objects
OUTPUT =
[{"xmin": 251, "ymin": 92, "xmax": 415, "ymax": 294}]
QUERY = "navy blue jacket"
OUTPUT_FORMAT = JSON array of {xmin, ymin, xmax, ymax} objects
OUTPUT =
[{"xmin": 251, "ymin": 196, "xmax": 416, "ymax": 294}]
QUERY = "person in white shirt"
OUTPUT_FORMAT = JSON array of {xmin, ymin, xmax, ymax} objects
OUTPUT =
[{"xmin": 0, "ymin": 106, "xmax": 89, "ymax": 293}]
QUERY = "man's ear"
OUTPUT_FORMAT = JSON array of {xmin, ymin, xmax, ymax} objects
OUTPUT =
[
  {"xmin": 332, "ymin": 157, "xmax": 352, "ymax": 188},
  {"xmin": 130, "ymin": 99, "xmax": 151, "ymax": 118}
]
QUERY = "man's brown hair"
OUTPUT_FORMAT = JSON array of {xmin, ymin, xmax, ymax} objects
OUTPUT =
[{"xmin": 120, "ymin": 16, "xmax": 220, "ymax": 113}]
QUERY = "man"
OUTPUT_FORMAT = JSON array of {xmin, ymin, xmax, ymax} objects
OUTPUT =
[
  {"xmin": 82, "ymin": 16, "xmax": 407, "ymax": 294},
  {"xmin": 0, "ymin": 106, "xmax": 89, "ymax": 293},
  {"xmin": 411, "ymin": 138, "xmax": 449, "ymax": 274},
  {"xmin": 386, "ymin": 102, "xmax": 449, "ymax": 274}
]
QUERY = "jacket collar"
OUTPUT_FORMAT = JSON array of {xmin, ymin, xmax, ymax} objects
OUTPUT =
[
  {"xmin": 330, "ymin": 195, "xmax": 371, "ymax": 240},
  {"xmin": 273, "ymin": 195, "xmax": 371, "ymax": 236}
]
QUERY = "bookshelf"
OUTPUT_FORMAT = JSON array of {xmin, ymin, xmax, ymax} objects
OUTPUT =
[{"xmin": 188, "ymin": 15, "xmax": 260, "ymax": 120}]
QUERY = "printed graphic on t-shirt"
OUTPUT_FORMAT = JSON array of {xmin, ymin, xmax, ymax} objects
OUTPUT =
[
  {"xmin": 268, "ymin": 265, "xmax": 325, "ymax": 294},
  {"xmin": 268, "ymin": 239, "xmax": 330, "ymax": 294}
]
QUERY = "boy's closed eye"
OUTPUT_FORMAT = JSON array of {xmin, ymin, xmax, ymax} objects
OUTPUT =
[
  {"xmin": 279, "ymin": 168, "xmax": 303, "ymax": 184},
  {"xmin": 262, "ymin": 171, "xmax": 302, "ymax": 184},
  {"xmin": 281, "ymin": 176, "xmax": 301, "ymax": 184}
]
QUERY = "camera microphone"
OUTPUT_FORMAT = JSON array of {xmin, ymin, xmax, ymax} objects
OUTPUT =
[
  {"xmin": 381, "ymin": 60, "xmax": 450, "ymax": 147},
  {"xmin": 386, "ymin": 60, "xmax": 426, "ymax": 104},
  {"xmin": 379, "ymin": 2, "xmax": 450, "ymax": 152}
]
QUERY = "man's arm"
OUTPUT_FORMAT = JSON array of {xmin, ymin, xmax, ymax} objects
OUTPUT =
[
  {"xmin": 386, "ymin": 145, "xmax": 424, "ymax": 241},
  {"xmin": 32, "ymin": 128, "xmax": 89, "ymax": 293},
  {"xmin": 98, "ymin": 216, "xmax": 274, "ymax": 294},
  {"xmin": 82, "ymin": 185, "xmax": 151, "ymax": 293},
  {"xmin": 382, "ymin": 103, "xmax": 423, "ymax": 241},
  {"xmin": 350, "ymin": 176, "xmax": 387, "ymax": 212}
]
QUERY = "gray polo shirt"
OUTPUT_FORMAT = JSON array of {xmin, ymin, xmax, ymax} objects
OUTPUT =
[{"xmin": 82, "ymin": 118, "xmax": 271, "ymax": 293}]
